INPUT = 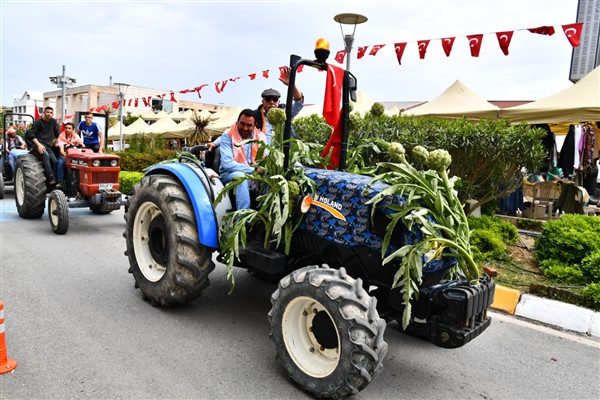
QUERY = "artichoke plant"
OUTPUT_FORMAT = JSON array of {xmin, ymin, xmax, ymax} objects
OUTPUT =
[{"xmin": 367, "ymin": 143, "xmax": 479, "ymax": 329}]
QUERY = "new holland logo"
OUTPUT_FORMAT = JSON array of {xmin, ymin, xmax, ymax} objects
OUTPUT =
[{"xmin": 300, "ymin": 195, "xmax": 346, "ymax": 221}]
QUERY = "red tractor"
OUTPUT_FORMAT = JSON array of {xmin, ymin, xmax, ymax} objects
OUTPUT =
[{"xmin": 15, "ymin": 146, "xmax": 122, "ymax": 234}]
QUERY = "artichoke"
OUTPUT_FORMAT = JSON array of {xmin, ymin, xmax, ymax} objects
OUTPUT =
[
  {"xmin": 426, "ymin": 149, "xmax": 452, "ymax": 172},
  {"xmin": 412, "ymin": 145, "xmax": 429, "ymax": 165},
  {"xmin": 370, "ymin": 102, "xmax": 385, "ymax": 117},
  {"xmin": 267, "ymin": 107, "xmax": 286, "ymax": 126},
  {"xmin": 388, "ymin": 141, "xmax": 406, "ymax": 161},
  {"xmin": 288, "ymin": 180, "xmax": 300, "ymax": 203}
]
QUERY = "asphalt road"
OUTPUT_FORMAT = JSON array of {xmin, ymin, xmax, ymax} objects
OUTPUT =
[{"xmin": 0, "ymin": 188, "xmax": 599, "ymax": 400}]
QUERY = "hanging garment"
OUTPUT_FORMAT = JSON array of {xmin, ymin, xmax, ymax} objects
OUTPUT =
[{"xmin": 558, "ymin": 125, "xmax": 575, "ymax": 176}]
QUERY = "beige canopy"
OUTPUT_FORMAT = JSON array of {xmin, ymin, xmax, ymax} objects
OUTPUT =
[
  {"xmin": 141, "ymin": 110, "xmax": 167, "ymax": 121},
  {"xmin": 123, "ymin": 118, "xmax": 151, "ymax": 135},
  {"xmin": 147, "ymin": 115, "xmax": 179, "ymax": 134},
  {"xmin": 500, "ymin": 66, "xmax": 600, "ymax": 124},
  {"xmin": 407, "ymin": 80, "xmax": 500, "ymax": 119}
]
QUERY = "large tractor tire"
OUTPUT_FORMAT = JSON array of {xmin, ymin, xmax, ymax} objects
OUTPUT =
[
  {"xmin": 125, "ymin": 174, "xmax": 215, "ymax": 306},
  {"xmin": 0, "ymin": 173, "xmax": 4, "ymax": 199},
  {"xmin": 268, "ymin": 265, "xmax": 388, "ymax": 399},
  {"xmin": 48, "ymin": 190, "xmax": 69, "ymax": 234},
  {"xmin": 14, "ymin": 154, "xmax": 46, "ymax": 219}
]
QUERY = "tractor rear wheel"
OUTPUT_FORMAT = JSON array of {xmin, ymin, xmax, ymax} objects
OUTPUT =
[
  {"xmin": 14, "ymin": 154, "xmax": 46, "ymax": 219},
  {"xmin": 0, "ymin": 173, "xmax": 4, "ymax": 199},
  {"xmin": 125, "ymin": 174, "xmax": 215, "ymax": 306},
  {"xmin": 268, "ymin": 265, "xmax": 388, "ymax": 399},
  {"xmin": 48, "ymin": 190, "xmax": 69, "ymax": 234}
]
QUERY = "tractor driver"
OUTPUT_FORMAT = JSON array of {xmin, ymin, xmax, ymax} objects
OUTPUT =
[
  {"xmin": 26, "ymin": 106, "xmax": 60, "ymax": 186},
  {"xmin": 56, "ymin": 122, "xmax": 84, "ymax": 187},
  {"xmin": 219, "ymin": 109, "xmax": 266, "ymax": 210}
]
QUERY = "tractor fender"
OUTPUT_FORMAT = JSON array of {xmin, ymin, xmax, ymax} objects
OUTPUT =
[{"xmin": 146, "ymin": 163, "xmax": 219, "ymax": 249}]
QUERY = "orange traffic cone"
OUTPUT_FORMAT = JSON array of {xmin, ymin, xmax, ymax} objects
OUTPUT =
[{"xmin": 0, "ymin": 301, "xmax": 17, "ymax": 374}]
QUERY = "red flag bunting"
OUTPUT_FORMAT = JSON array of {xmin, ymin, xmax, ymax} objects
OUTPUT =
[
  {"xmin": 321, "ymin": 64, "xmax": 345, "ymax": 168},
  {"xmin": 334, "ymin": 50, "xmax": 346, "ymax": 64},
  {"xmin": 417, "ymin": 40, "xmax": 430, "ymax": 59},
  {"xmin": 441, "ymin": 37, "xmax": 455, "ymax": 57},
  {"xmin": 249, "ymin": 73, "xmax": 257, "ymax": 80},
  {"xmin": 467, "ymin": 34, "xmax": 483, "ymax": 57},
  {"xmin": 495, "ymin": 31, "xmax": 513, "ymax": 56},
  {"xmin": 134, "ymin": 98, "xmax": 139, "ymax": 107},
  {"xmin": 357, "ymin": 46, "xmax": 368, "ymax": 59},
  {"xmin": 128, "ymin": 99, "xmax": 133, "ymax": 106},
  {"xmin": 369, "ymin": 44, "xmax": 385, "ymax": 56},
  {"xmin": 262, "ymin": 70, "xmax": 269, "ymax": 78},
  {"xmin": 394, "ymin": 42, "xmax": 407, "ymax": 65},
  {"xmin": 562, "ymin": 23, "xmax": 584, "ymax": 47},
  {"xmin": 170, "ymin": 92, "xmax": 177, "ymax": 103},
  {"xmin": 528, "ymin": 26, "xmax": 555, "ymax": 36},
  {"xmin": 278, "ymin": 66, "xmax": 287, "ymax": 80},
  {"xmin": 195, "ymin": 84, "xmax": 207, "ymax": 98},
  {"xmin": 229, "ymin": 76, "xmax": 241, "ymax": 82},
  {"xmin": 297, "ymin": 65, "xmax": 304, "ymax": 73}
]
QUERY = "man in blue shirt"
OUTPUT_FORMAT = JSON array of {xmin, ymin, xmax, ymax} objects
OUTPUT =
[
  {"xmin": 219, "ymin": 109, "xmax": 266, "ymax": 210},
  {"xmin": 77, "ymin": 112, "xmax": 104, "ymax": 153}
]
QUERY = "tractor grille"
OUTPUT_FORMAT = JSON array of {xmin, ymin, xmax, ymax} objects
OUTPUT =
[{"xmin": 93, "ymin": 172, "xmax": 119, "ymax": 184}]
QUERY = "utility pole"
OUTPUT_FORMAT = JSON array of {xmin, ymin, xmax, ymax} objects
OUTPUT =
[{"xmin": 49, "ymin": 65, "xmax": 76, "ymax": 121}]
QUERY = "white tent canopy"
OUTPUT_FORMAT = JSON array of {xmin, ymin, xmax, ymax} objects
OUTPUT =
[
  {"xmin": 141, "ymin": 110, "xmax": 167, "ymax": 121},
  {"xmin": 147, "ymin": 115, "xmax": 179, "ymax": 134},
  {"xmin": 407, "ymin": 80, "xmax": 500, "ymax": 119},
  {"xmin": 123, "ymin": 118, "xmax": 151, "ymax": 135},
  {"xmin": 500, "ymin": 65, "xmax": 600, "ymax": 124}
]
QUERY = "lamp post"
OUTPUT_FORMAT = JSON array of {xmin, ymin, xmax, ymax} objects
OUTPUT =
[
  {"xmin": 114, "ymin": 82, "xmax": 130, "ymax": 150},
  {"xmin": 49, "ymin": 65, "xmax": 76, "ymax": 121},
  {"xmin": 333, "ymin": 13, "xmax": 368, "ymax": 71}
]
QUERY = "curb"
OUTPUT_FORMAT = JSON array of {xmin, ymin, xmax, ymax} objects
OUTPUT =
[{"xmin": 491, "ymin": 285, "xmax": 600, "ymax": 337}]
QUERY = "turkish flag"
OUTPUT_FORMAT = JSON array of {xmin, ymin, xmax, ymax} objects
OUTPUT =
[
  {"xmin": 262, "ymin": 70, "xmax": 269, "ymax": 78},
  {"xmin": 528, "ymin": 26, "xmax": 555, "ymax": 36},
  {"xmin": 467, "ymin": 34, "xmax": 483, "ymax": 57},
  {"xmin": 248, "ymin": 73, "xmax": 257, "ymax": 80},
  {"xmin": 128, "ymin": 99, "xmax": 133, "ymax": 106},
  {"xmin": 334, "ymin": 50, "xmax": 346, "ymax": 64},
  {"xmin": 134, "ymin": 98, "xmax": 139, "ymax": 107},
  {"xmin": 170, "ymin": 92, "xmax": 177, "ymax": 103},
  {"xmin": 142, "ymin": 97, "xmax": 149, "ymax": 107},
  {"xmin": 496, "ymin": 31, "xmax": 514, "ymax": 55},
  {"xmin": 417, "ymin": 40, "xmax": 430, "ymax": 59},
  {"xmin": 278, "ymin": 66, "xmax": 287, "ymax": 80},
  {"xmin": 369, "ymin": 44, "xmax": 385, "ymax": 56},
  {"xmin": 394, "ymin": 42, "xmax": 407, "ymax": 65},
  {"xmin": 441, "ymin": 37, "xmax": 455, "ymax": 57},
  {"xmin": 321, "ymin": 64, "xmax": 345, "ymax": 168},
  {"xmin": 357, "ymin": 46, "xmax": 368, "ymax": 59},
  {"xmin": 34, "ymin": 101, "xmax": 41, "ymax": 119},
  {"xmin": 297, "ymin": 65, "xmax": 304, "ymax": 73},
  {"xmin": 195, "ymin": 84, "xmax": 207, "ymax": 98},
  {"xmin": 562, "ymin": 23, "xmax": 584, "ymax": 47}
]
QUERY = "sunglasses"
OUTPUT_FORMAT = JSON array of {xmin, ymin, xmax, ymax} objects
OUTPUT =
[{"xmin": 263, "ymin": 96, "xmax": 280, "ymax": 102}]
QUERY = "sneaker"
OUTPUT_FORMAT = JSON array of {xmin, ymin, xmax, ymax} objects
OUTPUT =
[{"xmin": 48, "ymin": 175, "xmax": 57, "ymax": 186}]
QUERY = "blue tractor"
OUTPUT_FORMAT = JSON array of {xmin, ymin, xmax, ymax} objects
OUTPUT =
[{"xmin": 124, "ymin": 42, "xmax": 495, "ymax": 398}]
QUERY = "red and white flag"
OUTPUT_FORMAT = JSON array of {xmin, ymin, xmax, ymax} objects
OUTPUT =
[
  {"xmin": 369, "ymin": 44, "xmax": 385, "ymax": 56},
  {"xmin": 394, "ymin": 42, "xmax": 407, "ymax": 65},
  {"xmin": 334, "ymin": 50, "xmax": 346, "ymax": 64},
  {"xmin": 441, "ymin": 37, "xmax": 455, "ymax": 57},
  {"xmin": 34, "ymin": 101, "xmax": 41, "ymax": 119},
  {"xmin": 357, "ymin": 46, "xmax": 368, "ymax": 59},
  {"xmin": 417, "ymin": 40, "xmax": 430, "ymax": 59},
  {"xmin": 562, "ymin": 23, "xmax": 584, "ymax": 47},
  {"xmin": 467, "ymin": 34, "xmax": 483, "ymax": 57},
  {"xmin": 496, "ymin": 31, "xmax": 514, "ymax": 56},
  {"xmin": 321, "ymin": 64, "xmax": 346, "ymax": 168},
  {"xmin": 528, "ymin": 26, "xmax": 555, "ymax": 36}
]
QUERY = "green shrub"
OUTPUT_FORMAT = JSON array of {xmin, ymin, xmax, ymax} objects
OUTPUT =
[
  {"xmin": 580, "ymin": 250, "xmax": 600, "ymax": 282},
  {"xmin": 535, "ymin": 214, "xmax": 600, "ymax": 266},
  {"xmin": 538, "ymin": 259, "xmax": 585, "ymax": 283},
  {"xmin": 120, "ymin": 171, "xmax": 144, "ymax": 194},
  {"xmin": 516, "ymin": 218, "xmax": 544, "ymax": 232},
  {"xmin": 117, "ymin": 149, "xmax": 176, "ymax": 172},
  {"xmin": 470, "ymin": 229, "xmax": 507, "ymax": 261},
  {"xmin": 582, "ymin": 283, "xmax": 600, "ymax": 307},
  {"xmin": 467, "ymin": 215, "xmax": 519, "ymax": 245}
]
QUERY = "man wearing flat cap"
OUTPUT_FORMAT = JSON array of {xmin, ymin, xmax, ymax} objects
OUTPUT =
[
  {"xmin": 254, "ymin": 66, "xmax": 304, "ymax": 144},
  {"xmin": 207, "ymin": 66, "xmax": 304, "ymax": 151}
]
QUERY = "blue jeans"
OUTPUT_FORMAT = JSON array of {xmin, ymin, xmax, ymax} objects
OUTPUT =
[
  {"xmin": 56, "ymin": 155, "xmax": 67, "ymax": 181},
  {"xmin": 32, "ymin": 146, "xmax": 57, "ymax": 181},
  {"xmin": 8, "ymin": 149, "xmax": 28, "ymax": 171},
  {"xmin": 220, "ymin": 170, "xmax": 250, "ymax": 210}
]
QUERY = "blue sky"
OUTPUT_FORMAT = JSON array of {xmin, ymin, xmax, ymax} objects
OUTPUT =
[{"xmin": 0, "ymin": 0, "xmax": 582, "ymax": 108}]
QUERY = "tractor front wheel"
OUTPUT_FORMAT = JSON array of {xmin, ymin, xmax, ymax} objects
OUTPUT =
[
  {"xmin": 48, "ymin": 190, "xmax": 69, "ymax": 234},
  {"xmin": 268, "ymin": 265, "xmax": 388, "ymax": 399},
  {"xmin": 125, "ymin": 174, "xmax": 215, "ymax": 306}
]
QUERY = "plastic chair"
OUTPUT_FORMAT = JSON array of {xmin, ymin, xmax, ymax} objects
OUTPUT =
[{"xmin": 532, "ymin": 181, "xmax": 561, "ymax": 219}]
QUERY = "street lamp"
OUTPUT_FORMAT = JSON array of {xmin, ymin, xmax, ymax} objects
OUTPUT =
[
  {"xmin": 114, "ymin": 82, "xmax": 130, "ymax": 150},
  {"xmin": 333, "ymin": 13, "xmax": 368, "ymax": 71},
  {"xmin": 49, "ymin": 65, "xmax": 76, "ymax": 121}
]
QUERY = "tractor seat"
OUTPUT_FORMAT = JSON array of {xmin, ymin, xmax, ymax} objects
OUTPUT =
[{"xmin": 203, "ymin": 147, "xmax": 221, "ymax": 173}]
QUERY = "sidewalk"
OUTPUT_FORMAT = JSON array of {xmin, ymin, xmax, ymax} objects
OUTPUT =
[{"xmin": 491, "ymin": 285, "xmax": 600, "ymax": 337}]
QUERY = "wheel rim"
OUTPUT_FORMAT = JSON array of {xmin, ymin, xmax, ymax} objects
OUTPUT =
[
  {"xmin": 49, "ymin": 196, "xmax": 59, "ymax": 226},
  {"xmin": 282, "ymin": 296, "xmax": 341, "ymax": 378},
  {"xmin": 133, "ymin": 201, "xmax": 168, "ymax": 282},
  {"xmin": 15, "ymin": 168, "xmax": 24, "ymax": 206}
]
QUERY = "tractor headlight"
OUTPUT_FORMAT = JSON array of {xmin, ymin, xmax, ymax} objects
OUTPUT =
[
  {"xmin": 110, "ymin": 160, "xmax": 118, "ymax": 167},
  {"xmin": 92, "ymin": 160, "xmax": 101, "ymax": 167}
]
